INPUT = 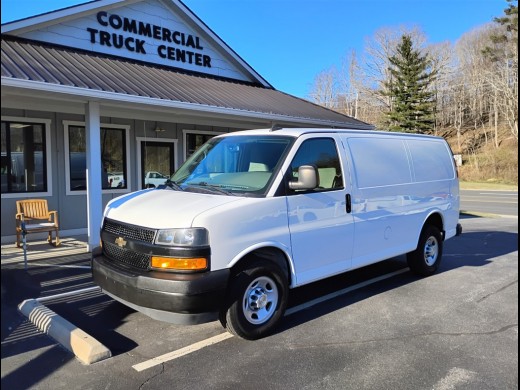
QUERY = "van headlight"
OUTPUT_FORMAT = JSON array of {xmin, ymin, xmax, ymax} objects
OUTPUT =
[{"xmin": 155, "ymin": 228, "xmax": 209, "ymax": 247}]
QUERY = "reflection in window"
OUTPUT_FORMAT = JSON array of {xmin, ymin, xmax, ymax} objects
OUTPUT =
[
  {"xmin": 186, "ymin": 132, "xmax": 215, "ymax": 159},
  {"xmin": 68, "ymin": 126, "xmax": 127, "ymax": 191},
  {"xmin": 1, "ymin": 121, "xmax": 47, "ymax": 194}
]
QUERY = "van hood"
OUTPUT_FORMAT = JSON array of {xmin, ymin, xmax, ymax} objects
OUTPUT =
[{"xmin": 104, "ymin": 188, "xmax": 243, "ymax": 229}]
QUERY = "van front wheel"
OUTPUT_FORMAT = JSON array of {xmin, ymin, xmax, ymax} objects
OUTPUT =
[
  {"xmin": 222, "ymin": 261, "xmax": 288, "ymax": 340},
  {"xmin": 407, "ymin": 225, "xmax": 443, "ymax": 276}
]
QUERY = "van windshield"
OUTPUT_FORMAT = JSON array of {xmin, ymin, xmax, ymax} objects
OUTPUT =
[{"xmin": 170, "ymin": 135, "xmax": 293, "ymax": 196}]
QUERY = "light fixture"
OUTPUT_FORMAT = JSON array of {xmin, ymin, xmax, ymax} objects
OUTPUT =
[
  {"xmin": 154, "ymin": 122, "xmax": 165, "ymax": 132},
  {"xmin": 10, "ymin": 123, "xmax": 32, "ymax": 129}
]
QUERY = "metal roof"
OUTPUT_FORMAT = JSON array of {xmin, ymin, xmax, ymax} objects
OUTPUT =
[{"xmin": 1, "ymin": 36, "xmax": 373, "ymax": 129}]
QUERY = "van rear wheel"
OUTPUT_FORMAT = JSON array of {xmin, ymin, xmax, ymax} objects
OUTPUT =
[
  {"xmin": 221, "ymin": 261, "xmax": 288, "ymax": 340},
  {"xmin": 407, "ymin": 225, "xmax": 443, "ymax": 276}
]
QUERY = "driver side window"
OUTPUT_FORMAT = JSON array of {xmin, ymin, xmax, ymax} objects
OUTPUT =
[{"xmin": 289, "ymin": 138, "xmax": 343, "ymax": 191}]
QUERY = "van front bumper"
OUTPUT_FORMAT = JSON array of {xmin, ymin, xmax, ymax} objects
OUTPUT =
[{"xmin": 92, "ymin": 249, "xmax": 229, "ymax": 325}]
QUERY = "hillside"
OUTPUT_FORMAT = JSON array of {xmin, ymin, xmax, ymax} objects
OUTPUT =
[{"xmin": 441, "ymin": 126, "xmax": 518, "ymax": 185}]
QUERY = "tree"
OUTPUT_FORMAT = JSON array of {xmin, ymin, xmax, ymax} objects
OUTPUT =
[
  {"xmin": 384, "ymin": 34, "xmax": 437, "ymax": 133},
  {"xmin": 308, "ymin": 66, "xmax": 338, "ymax": 110},
  {"xmin": 482, "ymin": 0, "xmax": 518, "ymax": 142},
  {"xmin": 354, "ymin": 26, "xmax": 426, "ymax": 128},
  {"xmin": 489, "ymin": 0, "xmax": 517, "ymax": 54}
]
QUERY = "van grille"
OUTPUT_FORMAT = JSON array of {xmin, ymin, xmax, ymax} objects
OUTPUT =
[
  {"xmin": 103, "ymin": 219, "xmax": 156, "ymax": 243},
  {"xmin": 102, "ymin": 219, "xmax": 155, "ymax": 270},
  {"xmin": 103, "ymin": 241, "xmax": 150, "ymax": 270}
]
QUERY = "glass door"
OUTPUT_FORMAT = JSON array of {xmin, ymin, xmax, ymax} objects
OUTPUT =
[{"xmin": 140, "ymin": 141, "xmax": 175, "ymax": 189}]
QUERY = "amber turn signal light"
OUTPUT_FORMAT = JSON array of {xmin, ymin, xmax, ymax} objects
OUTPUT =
[{"xmin": 151, "ymin": 256, "xmax": 207, "ymax": 271}]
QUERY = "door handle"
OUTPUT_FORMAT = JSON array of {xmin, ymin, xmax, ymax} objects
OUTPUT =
[{"xmin": 346, "ymin": 193, "xmax": 352, "ymax": 213}]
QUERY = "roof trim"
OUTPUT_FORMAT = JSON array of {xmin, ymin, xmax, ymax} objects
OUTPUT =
[
  {"xmin": 1, "ymin": 0, "xmax": 123, "ymax": 31},
  {"xmin": 173, "ymin": 0, "xmax": 272, "ymax": 88},
  {"xmin": 2, "ymin": 77, "xmax": 371, "ymax": 129},
  {"xmin": 0, "ymin": 0, "xmax": 272, "ymax": 88}
]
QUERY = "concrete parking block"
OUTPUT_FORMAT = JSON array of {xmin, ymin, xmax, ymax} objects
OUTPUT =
[{"xmin": 18, "ymin": 298, "xmax": 111, "ymax": 365}]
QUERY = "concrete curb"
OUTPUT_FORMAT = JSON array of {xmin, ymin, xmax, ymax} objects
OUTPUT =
[{"xmin": 18, "ymin": 299, "xmax": 111, "ymax": 365}]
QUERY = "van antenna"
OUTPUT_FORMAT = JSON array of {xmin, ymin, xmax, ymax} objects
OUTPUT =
[{"xmin": 270, "ymin": 125, "xmax": 283, "ymax": 132}]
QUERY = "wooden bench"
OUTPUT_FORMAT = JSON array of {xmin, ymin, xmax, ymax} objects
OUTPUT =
[{"xmin": 16, "ymin": 199, "xmax": 60, "ymax": 247}]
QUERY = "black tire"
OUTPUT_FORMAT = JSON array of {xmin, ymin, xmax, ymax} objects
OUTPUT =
[
  {"xmin": 221, "ymin": 260, "xmax": 288, "ymax": 340},
  {"xmin": 407, "ymin": 225, "xmax": 443, "ymax": 276}
]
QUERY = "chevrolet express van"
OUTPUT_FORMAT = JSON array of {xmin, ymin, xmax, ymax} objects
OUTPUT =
[{"xmin": 92, "ymin": 128, "xmax": 462, "ymax": 339}]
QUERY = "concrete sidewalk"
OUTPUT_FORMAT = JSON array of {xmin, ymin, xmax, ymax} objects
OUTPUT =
[{"xmin": 1, "ymin": 235, "xmax": 90, "ymax": 266}]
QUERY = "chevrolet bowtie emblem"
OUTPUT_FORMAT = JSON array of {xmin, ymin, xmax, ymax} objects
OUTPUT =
[{"xmin": 115, "ymin": 237, "xmax": 127, "ymax": 247}]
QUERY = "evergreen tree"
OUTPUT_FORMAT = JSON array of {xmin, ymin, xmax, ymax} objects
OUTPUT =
[
  {"xmin": 493, "ymin": 0, "xmax": 518, "ymax": 47},
  {"xmin": 482, "ymin": 0, "xmax": 517, "ymax": 62},
  {"xmin": 384, "ymin": 35, "xmax": 436, "ymax": 133}
]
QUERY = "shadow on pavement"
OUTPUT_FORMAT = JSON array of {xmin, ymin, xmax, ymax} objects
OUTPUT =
[{"xmin": 277, "ymin": 229, "xmax": 518, "ymax": 336}]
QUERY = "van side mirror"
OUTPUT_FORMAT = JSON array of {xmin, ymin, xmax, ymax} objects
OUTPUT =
[{"xmin": 289, "ymin": 165, "xmax": 318, "ymax": 190}]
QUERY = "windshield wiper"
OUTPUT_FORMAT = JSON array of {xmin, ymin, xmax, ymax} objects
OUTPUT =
[
  {"xmin": 190, "ymin": 182, "xmax": 235, "ymax": 196},
  {"xmin": 159, "ymin": 179, "xmax": 183, "ymax": 191}
]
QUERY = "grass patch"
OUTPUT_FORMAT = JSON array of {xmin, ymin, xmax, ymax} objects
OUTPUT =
[
  {"xmin": 460, "ymin": 181, "xmax": 518, "ymax": 191},
  {"xmin": 459, "ymin": 210, "xmax": 501, "ymax": 218}
]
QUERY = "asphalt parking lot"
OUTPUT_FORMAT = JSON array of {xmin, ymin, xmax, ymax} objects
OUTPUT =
[{"xmin": 1, "ymin": 214, "xmax": 518, "ymax": 390}]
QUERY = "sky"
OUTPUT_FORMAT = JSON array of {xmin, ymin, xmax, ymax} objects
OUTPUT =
[{"xmin": 0, "ymin": 0, "xmax": 509, "ymax": 98}]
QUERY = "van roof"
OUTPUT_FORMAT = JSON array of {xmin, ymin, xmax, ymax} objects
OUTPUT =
[{"xmin": 218, "ymin": 128, "xmax": 444, "ymax": 140}]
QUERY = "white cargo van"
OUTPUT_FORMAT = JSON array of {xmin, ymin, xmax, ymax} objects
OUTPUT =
[{"xmin": 92, "ymin": 128, "xmax": 462, "ymax": 339}]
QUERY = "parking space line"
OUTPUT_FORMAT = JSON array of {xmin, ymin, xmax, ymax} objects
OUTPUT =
[
  {"xmin": 132, "ymin": 332, "xmax": 234, "ymax": 372},
  {"xmin": 27, "ymin": 263, "xmax": 91, "ymax": 269},
  {"xmin": 285, "ymin": 267, "xmax": 410, "ymax": 316},
  {"xmin": 36, "ymin": 286, "xmax": 101, "ymax": 303},
  {"xmin": 132, "ymin": 267, "xmax": 410, "ymax": 371}
]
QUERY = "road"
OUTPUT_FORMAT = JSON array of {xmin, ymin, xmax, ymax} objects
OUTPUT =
[
  {"xmin": 1, "ymin": 214, "xmax": 517, "ymax": 390},
  {"xmin": 460, "ymin": 189, "xmax": 518, "ymax": 216}
]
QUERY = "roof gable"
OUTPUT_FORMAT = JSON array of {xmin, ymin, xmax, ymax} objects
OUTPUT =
[{"xmin": 1, "ymin": 0, "xmax": 271, "ymax": 86}]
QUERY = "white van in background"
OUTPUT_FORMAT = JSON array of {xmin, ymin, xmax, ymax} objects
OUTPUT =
[{"xmin": 92, "ymin": 128, "xmax": 462, "ymax": 340}]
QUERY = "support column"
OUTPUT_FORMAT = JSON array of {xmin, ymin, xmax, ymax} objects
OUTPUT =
[{"xmin": 85, "ymin": 101, "xmax": 102, "ymax": 252}]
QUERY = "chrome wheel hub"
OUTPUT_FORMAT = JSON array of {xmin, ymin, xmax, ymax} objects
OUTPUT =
[
  {"xmin": 243, "ymin": 276, "xmax": 278, "ymax": 325},
  {"xmin": 424, "ymin": 236, "xmax": 439, "ymax": 266}
]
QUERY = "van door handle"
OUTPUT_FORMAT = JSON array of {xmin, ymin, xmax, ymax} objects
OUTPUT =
[{"xmin": 346, "ymin": 193, "xmax": 352, "ymax": 213}]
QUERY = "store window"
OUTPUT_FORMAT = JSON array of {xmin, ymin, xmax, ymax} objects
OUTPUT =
[
  {"xmin": 65, "ymin": 123, "xmax": 128, "ymax": 192},
  {"xmin": 1, "ymin": 120, "xmax": 48, "ymax": 194},
  {"xmin": 184, "ymin": 130, "xmax": 224, "ymax": 160}
]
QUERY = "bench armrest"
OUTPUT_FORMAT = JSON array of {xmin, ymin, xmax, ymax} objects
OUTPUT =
[
  {"xmin": 16, "ymin": 212, "xmax": 25, "ymax": 225},
  {"xmin": 48, "ymin": 210, "xmax": 59, "ymax": 226}
]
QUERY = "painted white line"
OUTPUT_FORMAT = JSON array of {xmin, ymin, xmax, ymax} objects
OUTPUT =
[
  {"xmin": 132, "ymin": 332, "xmax": 234, "ymax": 372},
  {"xmin": 26, "ymin": 263, "xmax": 91, "ymax": 269},
  {"xmin": 433, "ymin": 367, "xmax": 476, "ymax": 390},
  {"xmin": 36, "ymin": 286, "xmax": 101, "ymax": 303},
  {"xmin": 477, "ymin": 193, "xmax": 518, "ymax": 196},
  {"xmin": 462, "ymin": 198, "xmax": 517, "ymax": 203},
  {"xmin": 285, "ymin": 268, "xmax": 410, "ymax": 316},
  {"xmin": 41, "ymin": 274, "xmax": 91, "ymax": 287},
  {"xmin": 132, "ymin": 267, "xmax": 409, "ymax": 371}
]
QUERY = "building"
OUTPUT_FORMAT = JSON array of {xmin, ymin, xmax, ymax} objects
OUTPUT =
[{"xmin": 1, "ymin": 0, "xmax": 373, "ymax": 249}]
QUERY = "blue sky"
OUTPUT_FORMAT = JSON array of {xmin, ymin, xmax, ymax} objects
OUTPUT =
[{"xmin": 1, "ymin": 0, "xmax": 509, "ymax": 98}]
